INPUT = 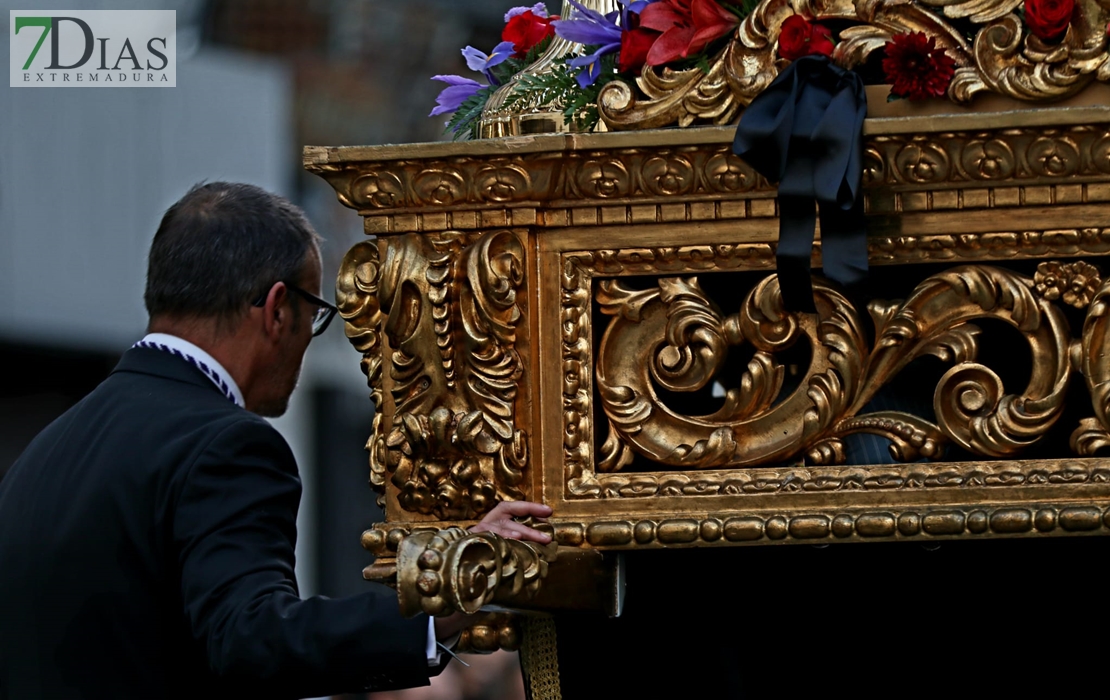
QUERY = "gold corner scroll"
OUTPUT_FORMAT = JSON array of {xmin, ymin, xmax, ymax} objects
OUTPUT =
[
  {"xmin": 384, "ymin": 526, "xmax": 620, "ymax": 617},
  {"xmin": 395, "ymin": 527, "xmax": 557, "ymax": 617}
]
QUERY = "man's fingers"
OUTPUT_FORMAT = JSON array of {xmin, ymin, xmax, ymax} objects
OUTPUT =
[
  {"xmin": 497, "ymin": 519, "xmax": 551, "ymax": 543},
  {"xmin": 472, "ymin": 518, "xmax": 552, "ymax": 544},
  {"xmin": 487, "ymin": 500, "xmax": 552, "ymax": 519},
  {"xmin": 471, "ymin": 501, "xmax": 554, "ymax": 543}
]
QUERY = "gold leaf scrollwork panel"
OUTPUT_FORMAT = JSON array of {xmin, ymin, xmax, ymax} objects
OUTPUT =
[
  {"xmin": 337, "ymin": 230, "xmax": 530, "ymax": 519},
  {"xmin": 564, "ymin": 253, "xmax": 1110, "ymax": 498}
]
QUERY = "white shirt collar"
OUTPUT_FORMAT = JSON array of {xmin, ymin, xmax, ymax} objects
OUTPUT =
[{"xmin": 137, "ymin": 333, "xmax": 245, "ymax": 408}]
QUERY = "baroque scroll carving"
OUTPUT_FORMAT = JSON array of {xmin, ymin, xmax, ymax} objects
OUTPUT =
[
  {"xmin": 1073, "ymin": 273, "xmax": 1110, "ymax": 453},
  {"xmin": 395, "ymin": 527, "xmax": 555, "ymax": 617},
  {"xmin": 598, "ymin": 0, "xmax": 1110, "ymax": 131},
  {"xmin": 566, "ymin": 261, "xmax": 1095, "ymax": 494},
  {"xmin": 337, "ymin": 230, "xmax": 529, "ymax": 519}
]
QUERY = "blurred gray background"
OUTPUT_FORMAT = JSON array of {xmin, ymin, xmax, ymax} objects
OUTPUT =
[{"xmin": 0, "ymin": 2, "xmax": 526, "ymax": 698}]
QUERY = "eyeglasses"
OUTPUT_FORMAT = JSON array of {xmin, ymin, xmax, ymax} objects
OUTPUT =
[{"xmin": 252, "ymin": 281, "xmax": 338, "ymax": 337}]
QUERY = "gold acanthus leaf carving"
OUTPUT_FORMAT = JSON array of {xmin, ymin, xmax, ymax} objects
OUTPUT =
[
  {"xmin": 341, "ymin": 231, "xmax": 529, "ymax": 519},
  {"xmin": 337, "ymin": 241, "xmax": 389, "ymax": 500},
  {"xmin": 952, "ymin": 9, "xmax": 1109, "ymax": 103},
  {"xmin": 592, "ymin": 264, "xmax": 1073, "ymax": 469}
]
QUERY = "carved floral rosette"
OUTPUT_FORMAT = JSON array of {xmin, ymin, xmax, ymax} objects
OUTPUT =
[
  {"xmin": 595, "ymin": 0, "xmax": 1110, "ymax": 131},
  {"xmin": 337, "ymin": 230, "xmax": 530, "ymax": 520}
]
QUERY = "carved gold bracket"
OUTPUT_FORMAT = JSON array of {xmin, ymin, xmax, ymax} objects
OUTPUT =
[
  {"xmin": 365, "ymin": 527, "xmax": 622, "ymax": 620},
  {"xmin": 395, "ymin": 528, "xmax": 555, "ymax": 616}
]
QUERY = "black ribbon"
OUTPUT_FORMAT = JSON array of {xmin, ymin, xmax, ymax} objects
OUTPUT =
[{"xmin": 732, "ymin": 55, "xmax": 868, "ymax": 312}]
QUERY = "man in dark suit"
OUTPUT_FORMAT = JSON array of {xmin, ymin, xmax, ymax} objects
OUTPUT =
[{"xmin": 0, "ymin": 183, "xmax": 550, "ymax": 699}]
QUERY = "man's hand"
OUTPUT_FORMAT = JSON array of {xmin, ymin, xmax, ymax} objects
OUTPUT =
[
  {"xmin": 469, "ymin": 500, "xmax": 552, "ymax": 544},
  {"xmin": 433, "ymin": 501, "xmax": 554, "ymax": 643}
]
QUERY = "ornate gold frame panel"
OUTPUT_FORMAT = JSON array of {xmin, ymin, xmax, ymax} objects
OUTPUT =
[
  {"xmin": 308, "ymin": 96, "xmax": 1110, "ymax": 617},
  {"xmin": 538, "ymin": 232, "xmax": 1110, "ymax": 547}
]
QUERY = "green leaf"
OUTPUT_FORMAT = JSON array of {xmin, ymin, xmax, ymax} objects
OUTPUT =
[{"xmin": 444, "ymin": 85, "xmax": 495, "ymax": 141}]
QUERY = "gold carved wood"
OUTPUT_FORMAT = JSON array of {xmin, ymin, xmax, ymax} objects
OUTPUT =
[
  {"xmin": 595, "ymin": 0, "xmax": 1110, "ymax": 130},
  {"xmin": 309, "ymin": 103, "xmax": 1110, "ymax": 614},
  {"xmin": 575, "ymin": 259, "xmax": 1083, "ymax": 490},
  {"xmin": 337, "ymin": 230, "xmax": 531, "ymax": 520}
]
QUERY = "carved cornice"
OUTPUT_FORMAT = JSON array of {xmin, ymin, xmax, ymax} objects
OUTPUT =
[
  {"xmin": 307, "ymin": 118, "xmax": 1110, "ymax": 234},
  {"xmin": 864, "ymin": 126, "xmax": 1110, "ymax": 188}
]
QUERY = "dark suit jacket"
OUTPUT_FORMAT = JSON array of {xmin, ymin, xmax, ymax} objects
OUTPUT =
[{"xmin": 0, "ymin": 347, "xmax": 432, "ymax": 699}]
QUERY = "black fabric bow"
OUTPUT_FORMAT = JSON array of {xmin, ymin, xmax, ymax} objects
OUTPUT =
[{"xmin": 732, "ymin": 55, "xmax": 868, "ymax": 312}]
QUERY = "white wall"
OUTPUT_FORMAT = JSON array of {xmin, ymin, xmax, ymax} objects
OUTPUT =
[{"xmin": 0, "ymin": 43, "xmax": 293, "ymax": 350}]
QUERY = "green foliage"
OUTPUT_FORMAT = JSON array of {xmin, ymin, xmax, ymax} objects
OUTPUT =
[
  {"xmin": 504, "ymin": 48, "xmax": 619, "ymax": 133},
  {"xmin": 495, "ymin": 36, "xmax": 553, "ymax": 81},
  {"xmin": 444, "ymin": 37, "xmax": 555, "ymax": 141},
  {"xmin": 445, "ymin": 85, "xmax": 495, "ymax": 141}
]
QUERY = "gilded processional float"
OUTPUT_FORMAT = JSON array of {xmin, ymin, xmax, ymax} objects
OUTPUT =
[{"xmin": 306, "ymin": 0, "xmax": 1110, "ymax": 695}]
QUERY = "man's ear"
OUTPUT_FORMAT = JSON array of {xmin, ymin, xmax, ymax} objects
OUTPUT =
[{"xmin": 259, "ymin": 282, "xmax": 290, "ymax": 341}]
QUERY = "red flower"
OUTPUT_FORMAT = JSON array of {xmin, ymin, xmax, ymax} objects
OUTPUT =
[
  {"xmin": 639, "ymin": 0, "xmax": 739, "ymax": 66},
  {"xmin": 503, "ymin": 10, "xmax": 559, "ymax": 58},
  {"xmin": 620, "ymin": 27, "xmax": 660, "ymax": 73},
  {"xmin": 1024, "ymin": 0, "xmax": 1074, "ymax": 41},
  {"xmin": 777, "ymin": 15, "xmax": 834, "ymax": 61},
  {"xmin": 882, "ymin": 32, "xmax": 956, "ymax": 100}
]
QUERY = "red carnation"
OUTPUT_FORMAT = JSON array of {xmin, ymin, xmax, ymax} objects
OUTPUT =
[
  {"xmin": 1024, "ymin": 0, "xmax": 1074, "ymax": 42},
  {"xmin": 503, "ymin": 10, "xmax": 558, "ymax": 58},
  {"xmin": 777, "ymin": 15, "xmax": 834, "ymax": 61},
  {"xmin": 882, "ymin": 32, "xmax": 956, "ymax": 100}
]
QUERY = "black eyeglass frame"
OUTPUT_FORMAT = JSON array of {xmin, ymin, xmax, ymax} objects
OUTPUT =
[{"xmin": 252, "ymin": 281, "xmax": 338, "ymax": 337}]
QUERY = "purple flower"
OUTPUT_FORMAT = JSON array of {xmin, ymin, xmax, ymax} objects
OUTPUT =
[
  {"xmin": 429, "ymin": 75, "xmax": 484, "ymax": 117},
  {"xmin": 553, "ymin": 0, "xmax": 653, "ymax": 86},
  {"xmin": 567, "ymin": 49, "xmax": 610, "ymax": 87},
  {"xmin": 462, "ymin": 40, "xmax": 517, "ymax": 85},
  {"xmin": 505, "ymin": 3, "xmax": 550, "ymax": 21},
  {"xmin": 553, "ymin": 0, "xmax": 622, "ymax": 46}
]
